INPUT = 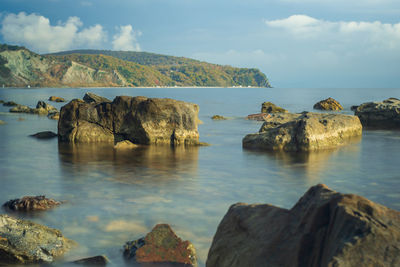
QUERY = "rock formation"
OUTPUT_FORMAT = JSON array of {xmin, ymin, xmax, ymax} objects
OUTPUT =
[
  {"xmin": 211, "ymin": 115, "xmax": 228, "ymax": 120},
  {"xmin": 114, "ymin": 140, "xmax": 138, "ymax": 149},
  {"xmin": 48, "ymin": 96, "xmax": 65, "ymax": 102},
  {"xmin": 72, "ymin": 255, "xmax": 109, "ymax": 265},
  {"xmin": 3, "ymin": 196, "xmax": 60, "ymax": 211},
  {"xmin": 355, "ymin": 98, "xmax": 400, "ymax": 129},
  {"xmin": 313, "ymin": 97, "xmax": 343, "ymax": 111},
  {"xmin": 58, "ymin": 94, "xmax": 200, "ymax": 145},
  {"xmin": 124, "ymin": 224, "xmax": 197, "ymax": 266},
  {"xmin": 206, "ymin": 184, "xmax": 400, "ymax": 267},
  {"xmin": 261, "ymin": 102, "xmax": 288, "ymax": 113},
  {"xmin": 29, "ymin": 131, "xmax": 58, "ymax": 139},
  {"xmin": 0, "ymin": 120, "xmax": 5, "ymax": 125},
  {"xmin": 9, "ymin": 101, "xmax": 57, "ymax": 115},
  {"xmin": 83, "ymin": 92, "xmax": 111, "ymax": 104},
  {"xmin": 0, "ymin": 214, "xmax": 73, "ymax": 264},
  {"xmin": 243, "ymin": 112, "xmax": 362, "ymax": 151}
]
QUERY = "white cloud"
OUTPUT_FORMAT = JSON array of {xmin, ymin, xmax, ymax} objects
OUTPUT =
[
  {"xmin": 0, "ymin": 12, "xmax": 107, "ymax": 53},
  {"xmin": 112, "ymin": 25, "xmax": 141, "ymax": 51}
]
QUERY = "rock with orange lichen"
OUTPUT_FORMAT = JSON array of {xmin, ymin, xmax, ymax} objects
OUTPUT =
[{"xmin": 124, "ymin": 224, "xmax": 197, "ymax": 266}]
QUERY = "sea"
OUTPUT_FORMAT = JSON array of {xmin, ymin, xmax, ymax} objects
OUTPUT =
[{"xmin": 0, "ymin": 87, "xmax": 399, "ymax": 266}]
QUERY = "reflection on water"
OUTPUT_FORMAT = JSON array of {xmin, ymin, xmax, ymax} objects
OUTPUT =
[{"xmin": 58, "ymin": 143, "xmax": 199, "ymax": 185}]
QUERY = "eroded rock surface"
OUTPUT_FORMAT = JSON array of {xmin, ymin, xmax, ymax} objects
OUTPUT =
[
  {"xmin": 207, "ymin": 184, "xmax": 400, "ymax": 267},
  {"xmin": 3, "ymin": 195, "xmax": 61, "ymax": 211},
  {"xmin": 243, "ymin": 112, "xmax": 362, "ymax": 151},
  {"xmin": 124, "ymin": 224, "xmax": 197, "ymax": 266},
  {"xmin": 58, "ymin": 94, "xmax": 200, "ymax": 145},
  {"xmin": 313, "ymin": 97, "xmax": 343, "ymax": 111},
  {"xmin": 261, "ymin": 101, "xmax": 288, "ymax": 113},
  {"xmin": 355, "ymin": 97, "xmax": 400, "ymax": 129},
  {"xmin": 0, "ymin": 214, "xmax": 73, "ymax": 264},
  {"xmin": 83, "ymin": 92, "xmax": 111, "ymax": 104}
]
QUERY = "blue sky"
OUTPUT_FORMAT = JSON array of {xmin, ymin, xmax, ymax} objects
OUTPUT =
[{"xmin": 0, "ymin": 0, "xmax": 399, "ymax": 88}]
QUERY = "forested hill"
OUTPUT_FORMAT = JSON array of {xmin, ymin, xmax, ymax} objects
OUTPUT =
[{"xmin": 0, "ymin": 44, "xmax": 271, "ymax": 88}]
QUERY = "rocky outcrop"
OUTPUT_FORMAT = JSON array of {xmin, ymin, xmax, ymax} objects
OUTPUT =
[
  {"xmin": 354, "ymin": 98, "xmax": 400, "ymax": 129},
  {"xmin": 206, "ymin": 184, "xmax": 400, "ymax": 267},
  {"xmin": 30, "ymin": 131, "xmax": 58, "ymax": 139},
  {"xmin": 48, "ymin": 111, "xmax": 60, "ymax": 120},
  {"xmin": 58, "ymin": 94, "xmax": 200, "ymax": 145},
  {"xmin": 83, "ymin": 92, "xmax": 111, "ymax": 104},
  {"xmin": 243, "ymin": 112, "xmax": 362, "ymax": 151},
  {"xmin": 211, "ymin": 115, "xmax": 227, "ymax": 120},
  {"xmin": 114, "ymin": 140, "xmax": 138, "ymax": 149},
  {"xmin": 313, "ymin": 97, "xmax": 343, "ymax": 111},
  {"xmin": 0, "ymin": 214, "xmax": 73, "ymax": 264},
  {"xmin": 48, "ymin": 96, "xmax": 65, "ymax": 102},
  {"xmin": 3, "ymin": 101, "xmax": 18, "ymax": 106},
  {"xmin": 9, "ymin": 101, "xmax": 57, "ymax": 115},
  {"xmin": 261, "ymin": 102, "xmax": 288, "ymax": 113},
  {"xmin": 258, "ymin": 113, "xmax": 302, "ymax": 132},
  {"xmin": 3, "ymin": 196, "xmax": 60, "ymax": 211},
  {"xmin": 124, "ymin": 224, "xmax": 197, "ymax": 266}
]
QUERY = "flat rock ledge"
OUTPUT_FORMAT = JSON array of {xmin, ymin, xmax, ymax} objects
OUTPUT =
[
  {"xmin": 354, "ymin": 97, "xmax": 400, "ymax": 129},
  {"xmin": 313, "ymin": 97, "xmax": 343, "ymax": 111},
  {"xmin": 3, "ymin": 196, "xmax": 61, "ymax": 211},
  {"xmin": 124, "ymin": 224, "xmax": 197, "ymax": 266},
  {"xmin": 0, "ymin": 214, "xmax": 74, "ymax": 264},
  {"xmin": 243, "ymin": 112, "xmax": 362, "ymax": 151},
  {"xmin": 206, "ymin": 184, "xmax": 400, "ymax": 267},
  {"xmin": 58, "ymin": 94, "xmax": 200, "ymax": 145}
]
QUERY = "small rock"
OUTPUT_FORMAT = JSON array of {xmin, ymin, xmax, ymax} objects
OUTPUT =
[
  {"xmin": 313, "ymin": 97, "xmax": 343, "ymax": 111},
  {"xmin": 32, "ymin": 101, "xmax": 58, "ymax": 115},
  {"xmin": 261, "ymin": 102, "xmax": 288, "ymax": 113},
  {"xmin": 17, "ymin": 117, "xmax": 25, "ymax": 121},
  {"xmin": 350, "ymin": 105, "xmax": 359, "ymax": 111},
  {"xmin": 48, "ymin": 112, "xmax": 60, "ymax": 120},
  {"xmin": 30, "ymin": 131, "xmax": 58, "ymax": 139},
  {"xmin": 9, "ymin": 104, "xmax": 32, "ymax": 113},
  {"xmin": 3, "ymin": 195, "xmax": 61, "ymax": 211},
  {"xmin": 0, "ymin": 120, "xmax": 5, "ymax": 125},
  {"xmin": 114, "ymin": 140, "xmax": 138, "ymax": 149},
  {"xmin": 0, "ymin": 100, "xmax": 4, "ymax": 104},
  {"xmin": 48, "ymin": 96, "xmax": 66, "ymax": 102},
  {"xmin": 72, "ymin": 255, "xmax": 109, "ymax": 266},
  {"xmin": 246, "ymin": 113, "xmax": 271, "ymax": 121},
  {"xmin": 211, "ymin": 115, "xmax": 228, "ymax": 120},
  {"xmin": 83, "ymin": 92, "xmax": 111, "ymax": 104},
  {"xmin": 124, "ymin": 224, "xmax": 197, "ymax": 266},
  {"xmin": 3, "ymin": 101, "xmax": 18, "ymax": 106},
  {"xmin": 0, "ymin": 214, "xmax": 73, "ymax": 264}
]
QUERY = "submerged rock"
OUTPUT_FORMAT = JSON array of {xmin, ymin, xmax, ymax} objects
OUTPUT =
[
  {"xmin": 3, "ymin": 195, "xmax": 60, "ymax": 211},
  {"xmin": 58, "ymin": 95, "xmax": 200, "ymax": 145},
  {"xmin": 72, "ymin": 255, "xmax": 109, "ymax": 265},
  {"xmin": 0, "ymin": 214, "xmax": 73, "ymax": 264},
  {"xmin": 243, "ymin": 112, "xmax": 362, "ymax": 151},
  {"xmin": 261, "ymin": 102, "xmax": 288, "ymax": 113},
  {"xmin": 9, "ymin": 101, "xmax": 57, "ymax": 115},
  {"xmin": 9, "ymin": 104, "xmax": 31, "ymax": 113},
  {"xmin": 114, "ymin": 140, "xmax": 138, "ymax": 149},
  {"xmin": 124, "ymin": 224, "xmax": 197, "ymax": 266},
  {"xmin": 83, "ymin": 92, "xmax": 111, "ymax": 104},
  {"xmin": 207, "ymin": 184, "xmax": 400, "ymax": 267},
  {"xmin": 246, "ymin": 113, "xmax": 271, "ymax": 121},
  {"xmin": 30, "ymin": 131, "xmax": 58, "ymax": 139},
  {"xmin": 211, "ymin": 115, "xmax": 228, "ymax": 120},
  {"xmin": 48, "ymin": 96, "xmax": 66, "ymax": 102},
  {"xmin": 48, "ymin": 111, "xmax": 60, "ymax": 120},
  {"xmin": 355, "ymin": 97, "xmax": 400, "ymax": 129},
  {"xmin": 0, "ymin": 120, "xmax": 5, "ymax": 125},
  {"xmin": 313, "ymin": 97, "xmax": 343, "ymax": 111}
]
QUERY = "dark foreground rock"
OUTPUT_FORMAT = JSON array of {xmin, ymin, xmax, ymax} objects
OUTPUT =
[
  {"xmin": 48, "ymin": 96, "xmax": 66, "ymax": 102},
  {"xmin": 243, "ymin": 112, "xmax": 362, "ymax": 151},
  {"xmin": 261, "ymin": 102, "xmax": 288, "ymax": 113},
  {"xmin": 355, "ymin": 98, "xmax": 400, "ymax": 129},
  {"xmin": 207, "ymin": 184, "xmax": 400, "ymax": 267},
  {"xmin": 0, "ymin": 214, "xmax": 74, "ymax": 264},
  {"xmin": 313, "ymin": 97, "xmax": 343, "ymax": 111},
  {"xmin": 3, "ymin": 196, "xmax": 60, "ymax": 211},
  {"xmin": 124, "ymin": 224, "xmax": 197, "ymax": 266},
  {"xmin": 211, "ymin": 115, "xmax": 227, "ymax": 120},
  {"xmin": 58, "ymin": 94, "xmax": 200, "ymax": 145},
  {"xmin": 30, "ymin": 131, "xmax": 58, "ymax": 139},
  {"xmin": 72, "ymin": 255, "xmax": 109, "ymax": 265}
]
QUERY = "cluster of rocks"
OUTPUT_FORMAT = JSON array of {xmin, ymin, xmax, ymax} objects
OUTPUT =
[
  {"xmin": 58, "ymin": 93, "xmax": 200, "ymax": 146},
  {"xmin": 9, "ymin": 100, "xmax": 60, "ymax": 119}
]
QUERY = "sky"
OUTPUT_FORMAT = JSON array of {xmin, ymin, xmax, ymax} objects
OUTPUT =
[{"xmin": 0, "ymin": 0, "xmax": 399, "ymax": 88}]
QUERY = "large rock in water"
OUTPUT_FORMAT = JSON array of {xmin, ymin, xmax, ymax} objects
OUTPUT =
[
  {"xmin": 355, "ymin": 98, "xmax": 400, "ymax": 129},
  {"xmin": 313, "ymin": 97, "xmax": 343, "ymax": 111},
  {"xmin": 206, "ymin": 184, "xmax": 400, "ymax": 267},
  {"xmin": 124, "ymin": 224, "xmax": 197, "ymax": 266},
  {"xmin": 58, "ymin": 94, "xmax": 200, "ymax": 145},
  {"xmin": 3, "ymin": 196, "xmax": 60, "ymax": 211},
  {"xmin": 261, "ymin": 101, "xmax": 288, "ymax": 113},
  {"xmin": 0, "ymin": 214, "xmax": 74, "ymax": 264},
  {"xmin": 243, "ymin": 112, "xmax": 362, "ymax": 151}
]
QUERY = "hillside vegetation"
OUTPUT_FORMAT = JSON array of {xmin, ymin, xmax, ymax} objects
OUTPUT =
[{"xmin": 0, "ymin": 44, "xmax": 271, "ymax": 88}]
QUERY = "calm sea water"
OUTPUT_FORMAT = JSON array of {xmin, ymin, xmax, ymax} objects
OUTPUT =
[{"xmin": 0, "ymin": 87, "xmax": 399, "ymax": 266}]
